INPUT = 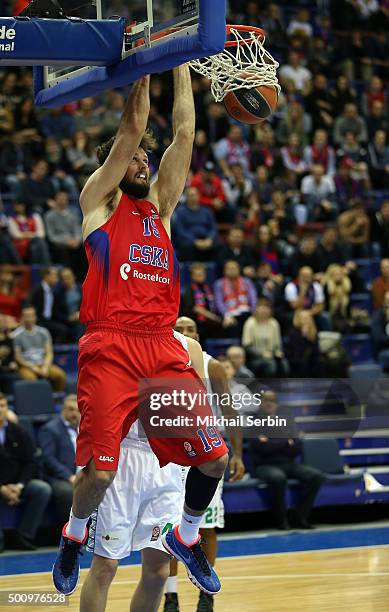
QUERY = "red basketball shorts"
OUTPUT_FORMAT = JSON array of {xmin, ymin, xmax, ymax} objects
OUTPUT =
[{"xmin": 76, "ymin": 323, "xmax": 228, "ymax": 471}]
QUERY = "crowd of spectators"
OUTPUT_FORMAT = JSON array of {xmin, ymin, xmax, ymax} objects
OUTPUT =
[
  {"xmin": 0, "ymin": 392, "xmax": 78, "ymax": 551},
  {"xmin": 0, "ymin": 300, "xmax": 67, "ymax": 393},
  {"xmin": 0, "ymin": 0, "xmax": 387, "ymax": 385},
  {"xmin": 173, "ymin": 0, "xmax": 389, "ymax": 377}
]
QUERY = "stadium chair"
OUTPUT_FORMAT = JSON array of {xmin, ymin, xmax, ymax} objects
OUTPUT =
[
  {"xmin": 205, "ymin": 262, "xmax": 217, "ymax": 286},
  {"xmin": 17, "ymin": 415, "xmax": 36, "ymax": 444},
  {"xmin": 302, "ymin": 438, "xmax": 362, "ymax": 483},
  {"xmin": 342, "ymin": 334, "xmax": 374, "ymax": 364},
  {"xmin": 53, "ymin": 344, "xmax": 78, "ymax": 393},
  {"xmin": 349, "ymin": 364, "xmax": 384, "ymax": 379},
  {"xmin": 338, "ymin": 436, "xmax": 389, "ymax": 467},
  {"xmin": 179, "ymin": 262, "xmax": 192, "ymax": 288},
  {"xmin": 367, "ymin": 190, "xmax": 389, "ymax": 209},
  {"xmin": 350, "ymin": 293, "xmax": 372, "ymax": 314},
  {"xmin": 30, "ymin": 264, "xmax": 46, "ymax": 287},
  {"xmin": 54, "ymin": 344, "xmax": 79, "ymax": 377},
  {"xmin": 370, "ymin": 258, "xmax": 381, "ymax": 279},
  {"xmin": 223, "ymin": 475, "xmax": 261, "ymax": 492},
  {"xmin": 355, "ymin": 258, "xmax": 381, "ymax": 289},
  {"xmin": 17, "ymin": 415, "xmax": 45, "ymax": 477},
  {"xmin": 13, "ymin": 380, "xmax": 55, "ymax": 424},
  {"xmin": 352, "ymin": 80, "xmax": 367, "ymax": 97},
  {"xmin": 204, "ymin": 338, "xmax": 236, "ymax": 357}
]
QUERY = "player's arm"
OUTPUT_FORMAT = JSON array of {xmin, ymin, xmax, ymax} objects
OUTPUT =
[
  {"xmin": 208, "ymin": 360, "xmax": 245, "ymax": 482},
  {"xmin": 186, "ymin": 337, "xmax": 205, "ymax": 379},
  {"xmin": 80, "ymin": 76, "xmax": 150, "ymax": 214},
  {"xmin": 150, "ymin": 65, "xmax": 195, "ymax": 222}
]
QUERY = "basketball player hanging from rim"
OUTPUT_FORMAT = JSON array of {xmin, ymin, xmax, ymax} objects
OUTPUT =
[
  {"xmin": 52, "ymin": 66, "xmax": 230, "ymax": 598},
  {"xmin": 80, "ymin": 334, "xmax": 212, "ymax": 612}
]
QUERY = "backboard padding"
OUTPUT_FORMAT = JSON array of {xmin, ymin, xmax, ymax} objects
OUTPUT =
[{"xmin": 33, "ymin": 0, "xmax": 226, "ymax": 106}]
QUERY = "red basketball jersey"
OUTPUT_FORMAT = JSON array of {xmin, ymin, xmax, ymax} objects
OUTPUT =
[{"xmin": 80, "ymin": 193, "xmax": 180, "ymax": 328}]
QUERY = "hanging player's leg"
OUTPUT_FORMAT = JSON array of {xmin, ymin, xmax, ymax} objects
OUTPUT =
[
  {"xmin": 162, "ymin": 457, "xmax": 227, "ymax": 595},
  {"xmin": 163, "ymin": 525, "xmax": 219, "ymax": 611},
  {"xmin": 195, "ymin": 529, "xmax": 218, "ymax": 611},
  {"xmin": 163, "ymin": 474, "xmax": 223, "ymax": 612}
]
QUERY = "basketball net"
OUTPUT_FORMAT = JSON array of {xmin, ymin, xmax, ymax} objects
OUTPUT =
[{"xmin": 190, "ymin": 26, "xmax": 280, "ymax": 103}]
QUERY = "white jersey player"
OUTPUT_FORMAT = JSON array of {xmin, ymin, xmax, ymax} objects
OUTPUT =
[{"xmin": 164, "ymin": 317, "xmax": 245, "ymax": 612}]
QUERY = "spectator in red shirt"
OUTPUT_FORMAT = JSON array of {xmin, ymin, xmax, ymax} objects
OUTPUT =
[
  {"xmin": 254, "ymin": 224, "xmax": 282, "ymax": 274},
  {"xmin": 280, "ymin": 133, "xmax": 307, "ymax": 178},
  {"xmin": 372, "ymin": 259, "xmax": 389, "ymax": 310},
  {"xmin": 366, "ymin": 100, "xmax": 389, "ymax": 140},
  {"xmin": 190, "ymin": 129, "xmax": 214, "ymax": 174},
  {"xmin": 334, "ymin": 157, "xmax": 363, "ymax": 210},
  {"xmin": 214, "ymin": 124, "xmax": 251, "ymax": 177},
  {"xmin": 251, "ymin": 125, "xmax": 281, "ymax": 174},
  {"xmin": 191, "ymin": 161, "xmax": 229, "ymax": 221},
  {"xmin": 0, "ymin": 266, "xmax": 26, "ymax": 322},
  {"xmin": 213, "ymin": 260, "xmax": 257, "ymax": 337},
  {"xmin": 8, "ymin": 201, "xmax": 51, "ymax": 265},
  {"xmin": 362, "ymin": 76, "xmax": 386, "ymax": 115},
  {"xmin": 180, "ymin": 262, "xmax": 223, "ymax": 342},
  {"xmin": 0, "ymin": 314, "xmax": 20, "ymax": 393},
  {"xmin": 303, "ymin": 129, "xmax": 336, "ymax": 176}
]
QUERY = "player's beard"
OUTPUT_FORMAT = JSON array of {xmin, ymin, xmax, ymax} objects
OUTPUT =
[{"xmin": 119, "ymin": 177, "xmax": 150, "ymax": 200}]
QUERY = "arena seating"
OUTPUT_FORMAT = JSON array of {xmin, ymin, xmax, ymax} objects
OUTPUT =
[
  {"xmin": 13, "ymin": 380, "xmax": 55, "ymax": 424},
  {"xmin": 3, "ymin": 371, "xmax": 388, "ymax": 527}
]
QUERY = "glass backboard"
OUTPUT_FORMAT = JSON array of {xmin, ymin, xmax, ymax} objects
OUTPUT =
[{"xmin": 45, "ymin": 0, "xmax": 199, "ymax": 88}]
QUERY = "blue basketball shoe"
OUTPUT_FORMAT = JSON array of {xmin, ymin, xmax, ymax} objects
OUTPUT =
[
  {"xmin": 162, "ymin": 526, "xmax": 221, "ymax": 595},
  {"xmin": 52, "ymin": 521, "xmax": 90, "ymax": 595}
]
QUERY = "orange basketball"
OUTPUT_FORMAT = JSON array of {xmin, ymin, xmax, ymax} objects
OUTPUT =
[{"xmin": 224, "ymin": 71, "xmax": 278, "ymax": 125}]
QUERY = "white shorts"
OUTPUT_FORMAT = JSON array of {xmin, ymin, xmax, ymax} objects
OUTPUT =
[
  {"xmin": 182, "ymin": 468, "xmax": 225, "ymax": 529},
  {"xmin": 87, "ymin": 438, "xmax": 184, "ymax": 560}
]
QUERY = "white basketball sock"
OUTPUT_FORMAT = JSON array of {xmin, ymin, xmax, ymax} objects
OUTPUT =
[
  {"xmin": 65, "ymin": 509, "xmax": 89, "ymax": 542},
  {"xmin": 165, "ymin": 576, "xmax": 178, "ymax": 593},
  {"xmin": 178, "ymin": 510, "xmax": 202, "ymax": 546}
]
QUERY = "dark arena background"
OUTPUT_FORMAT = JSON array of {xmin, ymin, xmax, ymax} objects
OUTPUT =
[{"xmin": 0, "ymin": 1, "xmax": 389, "ymax": 610}]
